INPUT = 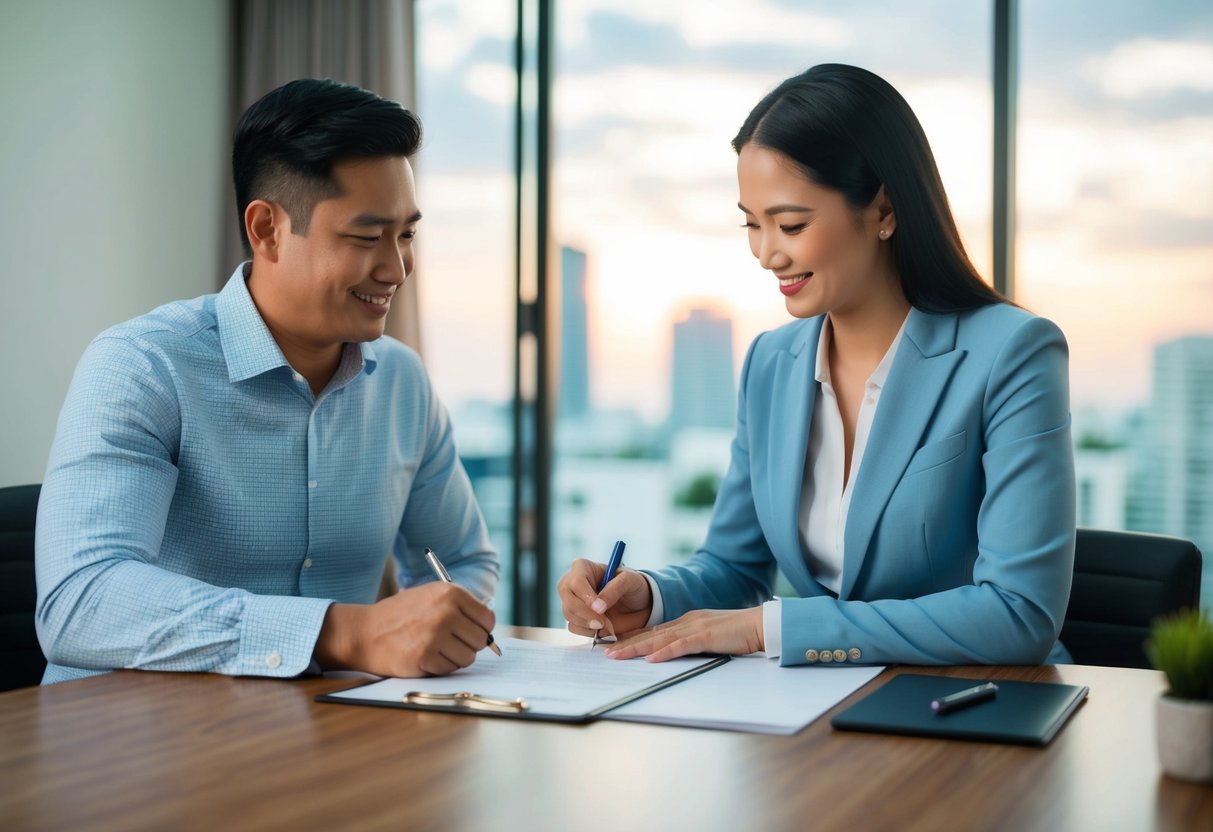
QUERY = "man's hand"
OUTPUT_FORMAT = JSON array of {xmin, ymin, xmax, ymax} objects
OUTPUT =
[{"xmin": 313, "ymin": 582, "xmax": 496, "ymax": 677}]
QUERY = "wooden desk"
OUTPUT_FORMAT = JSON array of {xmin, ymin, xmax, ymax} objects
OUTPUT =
[{"xmin": 2, "ymin": 627, "xmax": 1209, "ymax": 831}]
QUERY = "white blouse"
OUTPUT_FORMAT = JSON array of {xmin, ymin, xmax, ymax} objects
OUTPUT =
[
  {"xmin": 643, "ymin": 313, "xmax": 909, "ymax": 657},
  {"xmin": 763, "ymin": 313, "xmax": 908, "ymax": 656}
]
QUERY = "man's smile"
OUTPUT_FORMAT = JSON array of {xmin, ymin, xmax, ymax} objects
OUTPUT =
[{"xmin": 351, "ymin": 288, "xmax": 392, "ymax": 306}]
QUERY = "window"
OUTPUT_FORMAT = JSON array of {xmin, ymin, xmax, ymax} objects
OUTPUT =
[
  {"xmin": 548, "ymin": 1, "xmax": 991, "ymax": 618},
  {"xmin": 1019, "ymin": 0, "xmax": 1213, "ymax": 606},
  {"xmin": 414, "ymin": 0, "xmax": 518, "ymax": 618},
  {"xmin": 417, "ymin": 1, "xmax": 1213, "ymax": 622}
]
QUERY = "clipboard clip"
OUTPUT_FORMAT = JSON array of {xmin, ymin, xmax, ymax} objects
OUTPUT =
[{"xmin": 404, "ymin": 690, "xmax": 529, "ymax": 713}]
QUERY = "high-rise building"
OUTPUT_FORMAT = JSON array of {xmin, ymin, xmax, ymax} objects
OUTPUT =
[
  {"xmin": 1134, "ymin": 336, "xmax": 1213, "ymax": 604},
  {"xmin": 1074, "ymin": 444, "xmax": 1129, "ymax": 529},
  {"xmin": 558, "ymin": 246, "xmax": 590, "ymax": 420},
  {"xmin": 450, "ymin": 400, "xmax": 515, "ymax": 619},
  {"xmin": 669, "ymin": 308, "xmax": 735, "ymax": 434},
  {"xmin": 1071, "ymin": 407, "xmax": 1132, "ymax": 529}
]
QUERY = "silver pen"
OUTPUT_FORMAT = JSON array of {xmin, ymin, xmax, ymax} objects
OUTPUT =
[
  {"xmin": 931, "ymin": 681, "xmax": 998, "ymax": 715},
  {"xmin": 424, "ymin": 548, "xmax": 503, "ymax": 657}
]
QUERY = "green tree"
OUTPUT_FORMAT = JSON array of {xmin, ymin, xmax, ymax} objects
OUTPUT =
[{"xmin": 674, "ymin": 472, "xmax": 720, "ymax": 509}]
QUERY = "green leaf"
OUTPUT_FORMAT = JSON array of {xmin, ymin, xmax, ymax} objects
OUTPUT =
[{"xmin": 1146, "ymin": 609, "xmax": 1213, "ymax": 701}]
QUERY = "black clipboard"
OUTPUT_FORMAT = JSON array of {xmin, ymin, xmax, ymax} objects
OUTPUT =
[
  {"xmin": 830, "ymin": 673, "xmax": 1089, "ymax": 746},
  {"xmin": 315, "ymin": 654, "xmax": 730, "ymax": 724}
]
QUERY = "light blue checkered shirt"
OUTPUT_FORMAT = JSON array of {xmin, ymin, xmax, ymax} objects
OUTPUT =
[{"xmin": 36, "ymin": 264, "xmax": 498, "ymax": 684}]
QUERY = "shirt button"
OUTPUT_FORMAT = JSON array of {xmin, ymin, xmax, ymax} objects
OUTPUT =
[
  {"xmin": 819, "ymin": 650, "xmax": 833, "ymax": 663},
  {"xmin": 865, "ymin": 396, "xmax": 876, "ymax": 405},
  {"xmin": 849, "ymin": 647, "xmax": 862, "ymax": 662},
  {"xmin": 303, "ymin": 558, "xmax": 313, "ymax": 569},
  {"xmin": 307, "ymin": 480, "xmax": 317, "ymax": 489},
  {"xmin": 805, "ymin": 649, "xmax": 819, "ymax": 662},
  {"xmin": 266, "ymin": 652, "xmax": 282, "ymax": 669},
  {"xmin": 833, "ymin": 649, "xmax": 847, "ymax": 663}
]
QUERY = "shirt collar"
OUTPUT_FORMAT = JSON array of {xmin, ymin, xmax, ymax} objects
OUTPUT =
[
  {"xmin": 814, "ymin": 311, "xmax": 911, "ymax": 390},
  {"xmin": 216, "ymin": 262, "xmax": 379, "ymax": 384}
]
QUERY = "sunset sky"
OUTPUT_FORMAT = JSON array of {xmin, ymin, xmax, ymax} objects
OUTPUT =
[{"xmin": 412, "ymin": 0, "xmax": 1213, "ymax": 426}]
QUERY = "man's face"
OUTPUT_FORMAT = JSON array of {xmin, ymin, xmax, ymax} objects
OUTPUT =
[{"xmin": 256, "ymin": 156, "xmax": 420, "ymax": 351}]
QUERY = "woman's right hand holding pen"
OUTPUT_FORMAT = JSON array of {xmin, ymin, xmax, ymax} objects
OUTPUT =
[{"xmin": 557, "ymin": 558, "xmax": 652, "ymax": 640}]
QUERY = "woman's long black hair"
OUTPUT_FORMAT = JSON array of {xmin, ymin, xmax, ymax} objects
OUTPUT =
[{"xmin": 733, "ymin": 64, "xmax": 1006, "ymax": 313}]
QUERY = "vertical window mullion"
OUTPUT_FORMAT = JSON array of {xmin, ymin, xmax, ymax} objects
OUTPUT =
[{"xmin": 993, "ymin": 0, "xmax": 1018, "ymax": 298}]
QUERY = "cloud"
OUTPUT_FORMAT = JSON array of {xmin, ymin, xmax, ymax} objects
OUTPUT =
[
  {"xmin": 464, "ymin": 60, "xmax": 514, "ymax": 106},
  {"xmin": 1085, "ymin": 38, "xmax": 1213, "ymax": 98},
  {"xmin": 413, "ymin": 3, "xmax": 1213, "ymax": 420},
  {"xmin": 554, "ymin": 65, "xmax": 774, "ymax": 130},
  {"xmin": 417, "ymin": 0, "xmax": 514, "ymax": 73},
  {"xmin": 1019, "ymin": 111, "xmax": 1213, "ymax": 222},
  {"xmin": 897, "ymin": 77, "xmax": 992, "ymax": 219},
  {"xmin": 559, "ymin": 0, "xmax": 850, "ymax": 50}
]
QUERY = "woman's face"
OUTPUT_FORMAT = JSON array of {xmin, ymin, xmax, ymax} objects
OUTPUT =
[{"xmin": 737, "ymin": 143, "xmax": 896, "ymax": 320}]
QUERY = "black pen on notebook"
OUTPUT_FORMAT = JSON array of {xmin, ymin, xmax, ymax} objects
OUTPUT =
[
  {"xmin": 931, "ymin": 681, "xmax": 998, "ymax": 715},
  {"xmin": 424, "ymin": 547, "xmax": 502, "ymax": 657}
]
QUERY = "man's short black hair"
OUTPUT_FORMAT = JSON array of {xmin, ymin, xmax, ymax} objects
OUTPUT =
[{"xmin": 232, "ymin": 78, "xmax": 422, "ymax": 254}]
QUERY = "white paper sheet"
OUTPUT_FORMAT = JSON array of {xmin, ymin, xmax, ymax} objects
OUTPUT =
[
  {"xmin": 606, "ymin": 654, "xmax": 885, "ymax": 734},
  {"xmin": 323, "ymin": 637, "xmax": 722, "ymax": 718}
]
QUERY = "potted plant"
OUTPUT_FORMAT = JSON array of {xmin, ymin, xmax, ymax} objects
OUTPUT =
[{"xmin": 1146, "ymin": 608, "xmax": 1213, "ymax": 783}]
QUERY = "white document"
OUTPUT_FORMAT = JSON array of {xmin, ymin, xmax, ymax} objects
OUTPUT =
[
  {"xmin": 606, "ymin": 654, "xmax": 885, "ymax": 734},
  {"xmin": 323, "ymin": 637, "xmax": 722, "ymax": 719}
]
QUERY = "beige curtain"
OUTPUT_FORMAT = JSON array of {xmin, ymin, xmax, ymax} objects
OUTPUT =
[
  {"xmin": 232, "ymin": 0, "xmax": 421, "ymax": 352},
  {"xmin": 235, "ymin": 0, "xmax": 419, "ymax": 598}
]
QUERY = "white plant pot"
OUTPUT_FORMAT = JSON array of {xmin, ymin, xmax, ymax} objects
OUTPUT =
[{"xmin": 1156, "ymin": 694, "xmax": 1213, "ymax": 783}]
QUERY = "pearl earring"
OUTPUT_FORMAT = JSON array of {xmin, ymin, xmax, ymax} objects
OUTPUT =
[{"xmin": 879, "ymin": 229, "xmax": 889, "ymax": 239}]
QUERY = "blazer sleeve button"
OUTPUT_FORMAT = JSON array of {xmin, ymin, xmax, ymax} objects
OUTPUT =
[
  {"xmin": 804, "ymin": 649, "xmax": 819, "ymax": 662},
  {"xmin": 849, "ymin": 647, "xmax": 862, "ymax": 661},
  {"xmin": 832, "ymin": 649, "xmax": 847, "ymax": 663},
  {"xmin": 820, "ymin": 650, "xmax": 833, "ymax": 663}
]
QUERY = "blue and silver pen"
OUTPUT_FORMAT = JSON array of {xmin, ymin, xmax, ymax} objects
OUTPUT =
[
  {"xmin": 424, "ymin": 547, "xmax": 502, "ymax": 657},
  {"xmin": 591, "ymin": 540, "xmax": 626, "ymax": 649}
]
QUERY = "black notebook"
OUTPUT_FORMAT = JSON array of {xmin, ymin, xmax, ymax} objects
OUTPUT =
[{"xmin": 830, "ymin": 673, "xmax": 1088, "ymax": 746}]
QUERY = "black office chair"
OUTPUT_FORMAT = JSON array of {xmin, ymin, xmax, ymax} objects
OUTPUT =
[
  {"xmin": 1061, "ymin": 528, "xmax": 1203, "ymax": 668},
  {"xmin": 0, "ymin": 483, "xmax": 46, "ymax": 690}
]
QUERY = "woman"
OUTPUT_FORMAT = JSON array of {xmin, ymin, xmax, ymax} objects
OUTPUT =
[{"xmin": 558, "ymin": 64, "xmax": 1075, "ymax": 666}]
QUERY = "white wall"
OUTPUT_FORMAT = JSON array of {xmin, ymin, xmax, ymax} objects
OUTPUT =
[{"xmin": 0, "ymin": 0, "xmax": 232, "ymax": 487}]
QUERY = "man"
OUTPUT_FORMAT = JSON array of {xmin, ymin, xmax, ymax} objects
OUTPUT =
[{"xmin": 35, "ymin": 79, "xmax": 499, "ymax": 684}]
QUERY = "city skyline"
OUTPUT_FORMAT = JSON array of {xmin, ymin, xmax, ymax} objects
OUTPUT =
[
  {"xmin": 461, "ymin": 319, "xmax": 1213, "ymax": 619},
  {"xmin": 669, "ymin": 307, "xmax": 736, "ymax": 433},
  {"xmin": 413, "ymin": 0, "xmax": 1212, "ymax": 424}
]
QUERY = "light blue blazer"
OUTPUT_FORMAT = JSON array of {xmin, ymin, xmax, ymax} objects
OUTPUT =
[{"xmin": 647, "ymin": 303, "xmax": 1076, "ymax": 666}]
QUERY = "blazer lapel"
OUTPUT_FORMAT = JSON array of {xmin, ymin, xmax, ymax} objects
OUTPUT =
[
  {"xmin": 840, "ymin": 309, "xmax": 964, "ymax": 598},
  {"xmin": 763, "ymin": 318, "xmax": 820, "ymax": 595}
]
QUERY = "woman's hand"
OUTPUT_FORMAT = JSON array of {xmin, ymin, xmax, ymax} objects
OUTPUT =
[
  {"xmin": 557, "ymin": 558, "xmax": 653, "ymax": 639},
  {"xmin": 603, "ymin": 607, "xmax": 764, "ymax": 662}
]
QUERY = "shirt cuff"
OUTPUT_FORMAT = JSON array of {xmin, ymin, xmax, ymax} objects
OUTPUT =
[
  {"xmin": 237, "ymin": 595, "xmax": 334, "ymax": 677},
  {"xmin": 640, "ymin": 571, "xmax": 665, "ymax": 628},
  {"xmin": 763, "ymin": 598, "xmax": 782, "ymax": 658}
]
